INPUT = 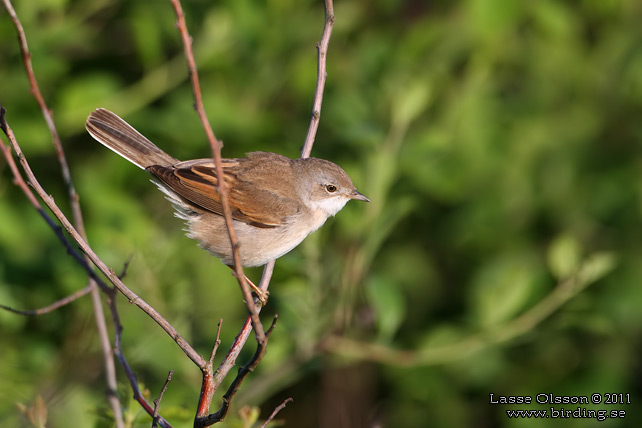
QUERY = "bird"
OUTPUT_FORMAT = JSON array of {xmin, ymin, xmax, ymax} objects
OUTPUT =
[{"xmin": 85, "ymin": 108, "xmax": 369, "ymax": 299}]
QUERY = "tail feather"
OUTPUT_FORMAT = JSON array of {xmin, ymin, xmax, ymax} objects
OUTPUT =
[{"xmin": 86, "ymin": 108, "xmax": 178, "ymax": 169}]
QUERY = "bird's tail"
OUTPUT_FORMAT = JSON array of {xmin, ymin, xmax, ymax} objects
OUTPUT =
[{"xmin": 86, "ymin": 108, "xmax": 178, "ymax": 169}]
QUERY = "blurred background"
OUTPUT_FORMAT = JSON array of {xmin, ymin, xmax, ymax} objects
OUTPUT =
[{"xmin": 1, "ymin": 0, "xmax": 642, "ymax": 427}]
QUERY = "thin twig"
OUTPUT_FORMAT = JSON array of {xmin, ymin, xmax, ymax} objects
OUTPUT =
[
  {"xmin": 0, "ymin": 114, "xmax": 110, "ymax": 299},
  {"xmin": 118, "ymin": 255, "xmax": 134, "ymax": 279},
  {"xmin": 260, "ymin": 397, "xmax": 293, "ymax": 428},
  {"xmin": 0, "ymin": 119, "xmax": 39, "ymax": 208},
  {"xmin": 0, "ymin": 111, "xmax": 207, "ymax": 370},
  {"xmin": 209, "ymin": 319, "xmax": 224, "ymax": 364},
  {"xmin": 194, "ymin": 319, "xmax": 224, "ymax": 421},
  {"xmin": 214, "ymin": 261, "xmax": 275, "ymax": 387},
  {"xmin": 301, "ymin": 0, "xmax": 335, "ymax": 159},
  {"xmin": 0, "ymin": 112, "xmax": 175, "ymax": 426},
  {"xmin": 1, "ymin": 0, "xmax": 123, "ymax": 425},
  {"xmin": 167, "ymin": 0, "xmax": 265, "ymax": 342},
  {"xmin": 1, "ymin": 0, "xmax": 70, "ymax": 199},
  {"xmin": 152, "ymin": 371, "xmax": 174, "ymax": 428},
  {"xmin": 168, "ymin": 2, "xmax": 278, "ymax": 424},
  {"xmin": 196, "ymin": 316, "xmax": 279, "ymax": 426},
  {"xmin": 195, "ymin": 263, "xmax": 275, "ymax": 422},
  {"xmin": 108, "ymin": 288, "xmax": 174, "ymax": 428},
  {"xmin": 0, "ymin": 283, "xmax": 92, "ymax": 315},
  {"xmin": 186, "ymin": 0, "xmax": 334, "ymax": 419}
]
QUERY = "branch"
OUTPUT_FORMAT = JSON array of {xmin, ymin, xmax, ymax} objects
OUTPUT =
[
  {"xmin": 168, "ymin": 0, "xmax": 266, "ymax": 342},
  {"xmin": 195, "ymin": 316, "xmax": 279, "ymax": 427},
  {"xmin": 2, "ymin": 0, "xmax": 339, "ymax": 425},
  {"xmin": 194, "ymin": 319, "xmax": 223, "ymax": 421},
  {"xmin": 215, "ymin": 261, "xmax": 274, "ymax": 389},
  {"xmin": 1, "ymin": 0, "xmax": 123, "ymax": 425},
  {"xmin": 152, "ymin": 371, "xmax": 174, "ymax": 428},
  {"xmin": 0, "ymin": 110, "xmax": 176, "ymax": 425},
  {"xmin": 170, "ymin": 0, "xmax": 335, "ymax": 422},
  {"xmin": 260, "ymin": 397, "xmax": 293, "ymax": 428},
  {"xmin": 195, "ymin": 261, "xmax": 275, "ymax": 423},
  {"xmin": 301, "ymin": 0, "xmax": 335, "ymax": 159},
  {"xmin": 108, "ymin": 287, "xmax": 174, "ymax": 428},
  {"xmin": 0, "ymin": 283, "xmax": 92, "ymax": 315},
  {"xmin": 0, "ymin": 109, "xmax": 207, "ymax": 369},
  {"xmin": 208, "ymin": 319, "xmax": 224, "ymax": 365}
]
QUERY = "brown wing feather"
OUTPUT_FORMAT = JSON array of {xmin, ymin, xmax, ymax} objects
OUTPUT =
[{"xmin": 147, "ymin": 157, "xmax": 298, "ymax": 228}]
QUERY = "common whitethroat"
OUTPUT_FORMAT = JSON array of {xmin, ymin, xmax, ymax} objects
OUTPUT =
[{"xmin": 85, "ymin": 108, "xmax": 369, "ymax": 278}]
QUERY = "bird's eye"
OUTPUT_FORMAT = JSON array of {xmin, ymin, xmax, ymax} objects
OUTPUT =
[{"xmin": 325, "ymin": 184, "xmax": 337, "ymax": 193}]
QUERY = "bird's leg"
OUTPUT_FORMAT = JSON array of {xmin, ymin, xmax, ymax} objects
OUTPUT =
[
  {"xmin": 227, "ymin": 265, "xmax": 269, "ymax": 305},
  {"xmin": 245, "ymin": 274, "xmax": 269, "ymax": 306}
]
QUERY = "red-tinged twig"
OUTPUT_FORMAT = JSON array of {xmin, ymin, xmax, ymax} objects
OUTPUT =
[
  {"xmin": 168, "ymin": 2, "xmax": 275, "ymax": 424},
  {"xmin": 195, "ymin": 316, "xmax": 279, "ymax": 427},
  {"xmin": 195, "ymin": 262, "xmax": 275, "ymax": 424},
  {"xmin": 169, "ymin": 0, "xmax": 335, "ymax": 422},
  {"xmin": 301, "ymin": 0, "xmax": 335, "ymax": 159},
  {"xmin": 260, "ymin": 397, "xmax": 293, "ymax": 428},
  {"xmin": 167, "ymin": 0, "xmax": 265, "ymax": 342},
  {"xmin": 216, "ymin": 262, "xmax": 273, "ymax": 384},
  {"xmin": 0, "ymin": 283, "xmax": 92, "ymax": 315},
  {"xmin": 215, "ymin": 260, "xmax": 274, "ymax": 390},
  {"xmin": 195, "ymin": 320, "xmax": 224, "ymax": 421},
  {"xmin": 1, "ymin": 0, "xmax": 123, "ymax": 425},
  {"xmin": 152, "ymin": 371, "xmax": 175, "ymax": 428}
]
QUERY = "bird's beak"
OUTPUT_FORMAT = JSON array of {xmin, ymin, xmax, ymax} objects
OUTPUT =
[{"xmin": 350, "ymin": 190, "xmax": 370, "ymax": 202}]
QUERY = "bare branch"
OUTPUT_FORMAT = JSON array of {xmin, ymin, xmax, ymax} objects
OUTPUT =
[
  {"xmin": 193, "ymin": 319, "xmax": 224, "ymax": 421},
  {"xmin": 0, "ymin": 283, "xmax": 92, "ymax": 316},
  {"xmin": 1, "ymin": 0, "xmax": 123, "ymax": 424},
  {"xmin": 209, "ymin": 319, "xmax": 224, "ymax": 365},
  {"xmin": 152, "ymin": 371, "xmax": 175, "ymax": 428},
  {"xmin": 195, "ymin": 263, "xmax": 274, "ymax": 423},
  {"xmin": 167, "ymin": 0, "xmax": 266, "ymax": 340},
  {"xmin": 0, "ymin": 110, "xmax": 207, "ymax": 370},
  {"xmin": 2, "ymin": 0, "xmax": 339, "ymax": 425},
  {"xmin": 301, "ymin": 0, "xmax": 335, "ymax": 159},
  {"xmin": 260, "ymin": 397, "xmax": 293, "ymax": 428},
  {"xmin": 196, "ymin": 316, "xmax": 279, "ymax": 426},
  {"xmin": 107, "ymin": 290, "xmax": 174, "ymax": 428},
  {"xmin": 1, "ymin": 118, "xmax": 175, "ymax": 425},
  {"xmin": 118, "ymin": 255, "xmax": 134, "ymax": 279},
  {"xmin": 213, "ymin": 261, "xmax": 275, "ymax": 388}
]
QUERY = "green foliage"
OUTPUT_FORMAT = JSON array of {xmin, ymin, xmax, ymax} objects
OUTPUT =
[{"xmin": 1, "ymin": 0, "xmax": 642, "ymax": 427}]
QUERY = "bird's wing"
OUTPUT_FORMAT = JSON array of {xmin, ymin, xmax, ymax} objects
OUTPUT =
[{"xmin": 147, "ymin": 158, "xmax": 299, "ymax": 228}]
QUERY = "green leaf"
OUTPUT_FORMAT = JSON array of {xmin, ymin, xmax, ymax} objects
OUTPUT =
[{"xmin": 547, "ymin": 233, "xmax": 582, "ymax": 280}]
